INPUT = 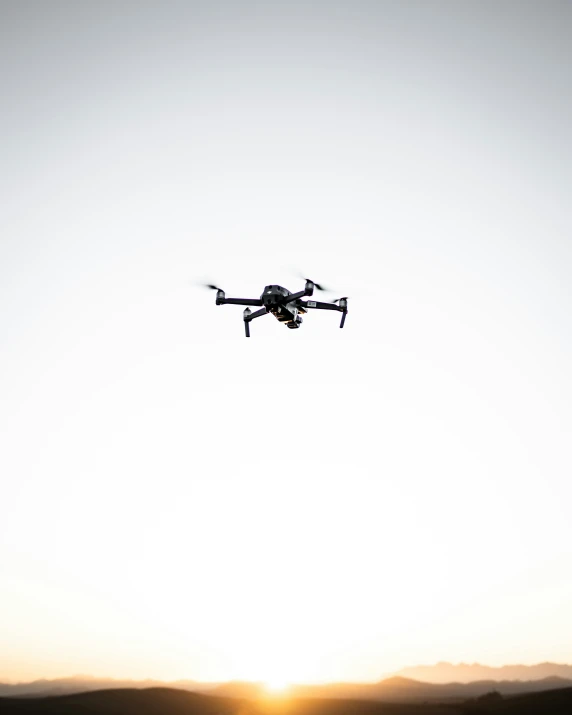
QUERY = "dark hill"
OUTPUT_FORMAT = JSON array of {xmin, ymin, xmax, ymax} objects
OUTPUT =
[
  {"xmin": 0, "ymin": 687, "xmax": 459, "ymax": 715},
  {"xmin": 1, "ymin": 686, "xmax": 572, "ymax": 715},
  {"xmin": 467, "ymin": 686, "xmax": 572, "ymax": 714},
  {"xmin": 3, "ymin": 674, "xmax": 571, "ymax": 702},
  {"xmin": 291, "ymin": 675, "xmax": 572, "ymax": 702},
  {"xmin": 0, "ymin": 688, "xmax": 242, "ymax": 715}
]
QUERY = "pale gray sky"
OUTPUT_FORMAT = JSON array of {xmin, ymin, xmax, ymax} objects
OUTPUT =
[{"xmin": 1, "ymin": 0, "xmax": 571, "ymax": 685}]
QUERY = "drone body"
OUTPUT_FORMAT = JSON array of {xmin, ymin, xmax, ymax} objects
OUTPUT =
[{"xmin": 207, "ymin": 280, "xmax": 348, "ymax": 337}]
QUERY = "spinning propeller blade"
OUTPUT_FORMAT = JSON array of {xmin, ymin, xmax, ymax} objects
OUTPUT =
[{"xmin": 301, "ymin": 276, "xmax": 327, "ymax": 291}]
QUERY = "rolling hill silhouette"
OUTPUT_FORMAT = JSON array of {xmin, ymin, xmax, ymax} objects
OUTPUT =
[
  {"xmin": 1, "ymin": 686, "xmax": 572, "ymax": 715},
  {"xmin": 289, "ymin": 675, "xmax": 572, "ymax": 701},
  {"xmin": 2, "ymin": 673, "xmax": 572, "ymax": 702},
  {"xmin": 0, "ymin": 676, "xmax": 211, "ymax": 698}
]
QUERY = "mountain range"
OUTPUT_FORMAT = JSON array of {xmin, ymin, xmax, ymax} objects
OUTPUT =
[
  {"xmin": 2, "ymin": 685, "xmax": 572, "ymax": 715},
  {"xmin": 2, "ymin": 663, "xmax": 572, "ymax": 702},
  {"xmin": 393, "ymin": 661, "xmax": 572, "ymax": 684}
]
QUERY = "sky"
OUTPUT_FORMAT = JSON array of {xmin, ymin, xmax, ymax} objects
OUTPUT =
[{"xmin": 1, "ymin": 0, "xmax": 571, "ymax": 687}]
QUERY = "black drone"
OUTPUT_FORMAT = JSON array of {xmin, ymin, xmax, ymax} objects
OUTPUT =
[{"xmin": 205, "ymin": 279, "xmax": 348, "ymax": 337}]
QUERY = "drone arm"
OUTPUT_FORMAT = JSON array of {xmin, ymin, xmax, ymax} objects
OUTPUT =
[
  {"xmin": 280, "ymin": 281, "xmax": 315, "ymax": 304},
  {"xmin": 244, "ymin": 307, "xmax": 268, "ymax": 321},
  {"xmin": 282, "ymin": 289, "xmax": 307, "ymax": 304},
  {"xmin": 219, "ymin": 297, "xmax": 264, "ymax": 307},
  {"xmin": 301, "ymin": 300, "xmax": 348, "ymax": 328},
  {"xmin": 299, "ymin": 300, "xmax": 342, "ymax": 312},
  {"xmin": 243, "ymin": 307, "xmax": 268, "ymax": 338}
]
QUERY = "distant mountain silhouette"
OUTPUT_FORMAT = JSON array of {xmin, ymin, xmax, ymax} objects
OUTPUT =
[
  {"xmin": 0, "ymin": 675, "xmax": 210, "ymax": 698},
  {"xmin": 289, "ymin": 675, "xmax": 572, "ymax": 702},
  {"xmin": 3, "ymin": 671, "xmax": 572, "ymax": 703},
  {"xmin": 1, "ymin": 685, "xmax": 572, "ymax": 714},
  {"xmin": 205, "ymin": 681, "xmax": 266, "ymax": 699},
  {"xmin": 394, "ymin": 661, "xmax": 572, "ymax": 684}
]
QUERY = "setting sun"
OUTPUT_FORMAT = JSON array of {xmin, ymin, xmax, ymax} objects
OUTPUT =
[{"xmin": 264, "ymin": 678, "xmax": 290, "ymax": 695}]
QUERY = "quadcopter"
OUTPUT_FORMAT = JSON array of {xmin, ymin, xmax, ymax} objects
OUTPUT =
[{"xmin": 204, "ymin": 279, "xmax": 348, "ymax": 337}]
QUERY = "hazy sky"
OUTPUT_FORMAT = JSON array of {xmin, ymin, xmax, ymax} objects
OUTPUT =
[{"xmin": 1, "ymin": 0, "xmax": 571, "ymax": 687}]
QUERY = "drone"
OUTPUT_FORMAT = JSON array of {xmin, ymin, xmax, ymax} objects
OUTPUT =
[{"xmin": 204, "ymin": 279, "xmax": 348, "ymax": 337}]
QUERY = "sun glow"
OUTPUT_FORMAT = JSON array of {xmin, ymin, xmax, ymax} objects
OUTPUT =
[{"xmin": 264, "ymin": 677, "xmax": 290, "ymax": 695}]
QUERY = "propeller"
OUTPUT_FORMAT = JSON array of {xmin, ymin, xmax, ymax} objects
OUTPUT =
[
  {"xmin": 301, "ymin": 276, "xmax": 327, "ymax": 291},
  {"xmin": 199, "ymin": 282, "xmax": 225, "ymax": 303},
  {"xmin": 332, "ymin": 297, "xmax": 349, "ymax": 303}
]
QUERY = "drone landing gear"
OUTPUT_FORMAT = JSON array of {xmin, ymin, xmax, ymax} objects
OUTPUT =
[
  {"xmin": 243, "ymin": 307, "xmax": 268, "ymax": 338},
  {"xmin": 301, "ymin": 299, "xmax": 348, "ymax": 328}
]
